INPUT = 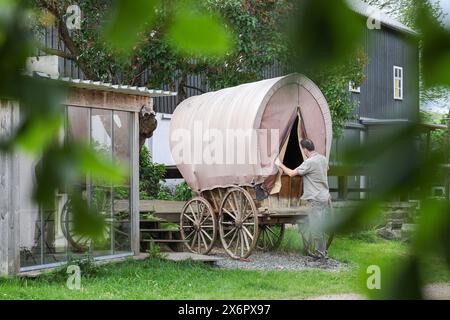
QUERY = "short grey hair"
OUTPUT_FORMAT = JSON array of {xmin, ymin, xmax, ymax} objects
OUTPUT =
[{"xmin": 300, "ymin": 139, "xmax": 315, "ymax": 151}]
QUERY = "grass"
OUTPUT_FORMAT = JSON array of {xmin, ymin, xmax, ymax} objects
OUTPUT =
[{"xmin": 1, "ymin": 229, "xmax": 449, "ymax": 300}]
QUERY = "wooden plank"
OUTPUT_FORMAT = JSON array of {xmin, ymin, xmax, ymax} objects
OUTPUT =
[
  {"xmin": 278, "ymin": 175, "xmax": 291, "ymax": 208},
  {"xmin": 130, "ymin": 112, "xmax": 140, "ymax": 255},
  {"xmin": 140, "ymin": 200, "xmax": 185, "ymax": 214},
  {"xmin": 0, "ymin": 100, "xmax": 20, "ymax": 275},
  {"xmin": 290, "ymin": 176, "xmax": 302, "ymax": 207}
]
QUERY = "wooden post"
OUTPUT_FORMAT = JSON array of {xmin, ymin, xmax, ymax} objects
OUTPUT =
[
  {"xmin": 338, "ymin": 176, "xmax": 348, "ymax": 200},
  {"xmin": 130, "ymin": 111, "xmax": 140, "ymax": 255},
  {"xmin": 0, "ymin": 100, "xmax": 20, "ymax": 275}
]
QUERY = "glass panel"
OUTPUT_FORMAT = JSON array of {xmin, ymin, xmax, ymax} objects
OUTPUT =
[
  {"xmin": 91, "ymin": 185, "xmax": 113, "ymax": 256},
  {"xmin": 67, "ymin": 107, "xmax": 90, "ymax": 142},
  {"xmin": 113, "ymin": 186, "xmax": 131, "ymax": 253},
  {"xmin": 113, "ymin": 111, "xmax": 131, "ymax": 253},
  {"xmin": 19, "ymin": 155, "xmax": 42, "ymax": 268},
  {"xmin": 91, "ymin": 109, "xmax": 113, "ymax": 257},
  {"xmin": 65, "ymin": 107, "xmax": 90, "ymax": 257},
  {"xmin": 42, "ymin": 199, "xmax": 68, "ymax": 265}
]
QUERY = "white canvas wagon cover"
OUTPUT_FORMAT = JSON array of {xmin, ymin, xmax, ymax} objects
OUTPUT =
[{"xmin": 169, "ymin": 74, "xmax": 332, "ymax": 192}]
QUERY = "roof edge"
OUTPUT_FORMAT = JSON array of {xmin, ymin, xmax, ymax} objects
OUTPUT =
[{"xmin": 30, "ymin": 71, "xmax": 178, "ymax": 98}]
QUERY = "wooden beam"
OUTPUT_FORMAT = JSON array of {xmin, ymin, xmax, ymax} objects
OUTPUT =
[
  {"xmin": 130, "ymin": 112, "xmax": 140, "ymax": 255},
  {"xmin": 0, "ymin": 100, "xmax": 20, "ymax": 275},
  {"xmin": 338, "ymin": 176, "xmax": 349, "ymax": 200}
]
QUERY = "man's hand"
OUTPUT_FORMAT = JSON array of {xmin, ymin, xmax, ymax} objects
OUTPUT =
[{"xmin": 274, "ymin": 157, "xmax": 282, "ymax": 167}]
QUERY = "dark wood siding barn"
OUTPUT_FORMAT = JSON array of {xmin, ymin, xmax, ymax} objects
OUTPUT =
[{"xmin": 353, "ymin": 26, "xmax": 420, "ymax": 121}]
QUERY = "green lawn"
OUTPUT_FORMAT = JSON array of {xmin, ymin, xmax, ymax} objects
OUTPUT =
[{"xmin": 1, "ymin": 230, "xmax": 449, "ymax": 300}]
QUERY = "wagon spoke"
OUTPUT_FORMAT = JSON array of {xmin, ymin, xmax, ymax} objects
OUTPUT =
[
  {"xmin": 191, "ymin": 232, "xmax": 198, "ymax": 248},
  {"xmin": 232, "ymin": 192, "xmax": 241, "ymax": 219},
  {"xmin": 268, "ymin": 232, "xmax": 275, "ymax": 247},
  {"xmin": 226, "ymin": 197, "xmax": 239, "ymax": 217},
  {"xmin": 188, "ymin": 204, "xmax": 198, "ymax": 222},
  {"xmin": 241, "ymin": 199, "xmax": 249, "ymax": 218},
  {"xmin": 200, "ymin": 231, "xmax": 209, "ymax": 249},
  {"xmin": 242, "ymin": 229, "xmax": 251, "ymax": 251},
  {"xmin": 201, "ymin": 229, "xmax": 213, "ymax": 241},
  {"xmin": 185, "ymin": 230, "xmax": 195, "ymax": 240},
  {"xmin": 224, "ymin": 227, "xmax": 237, "ymax": 238},
  {"xmin": 183, "ymin": 213, "xmax": 196, "ymax": 224},
  {"xmin": 200, "ymin": 213, "xmax": 211, "ymax": 225},
  {"xmin": 234, "ymin": 231, "xmax": 241, "ymax": 255},
  {"xmin": 223, "ymin": 208, "xmax": 237, "ymax": 220},
  {"xmin": 267, "ymin": 226, "xmax": 279, "ymax": 238},
  {"xmin": 242, "ymin": 226, "xmax": 254, "ymax": 241},
  {"xmin": 225, "ymin": 229, "xmax": 238, "ymax": 249}
]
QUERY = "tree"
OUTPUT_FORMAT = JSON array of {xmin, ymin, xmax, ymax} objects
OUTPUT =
[
  {"xmin": 31, "ymin": 0, "xmax": 367, "ymax": 140},
  {"xmin": 31, "ymin": 0, "xmax": 291, "ymax": 148}
]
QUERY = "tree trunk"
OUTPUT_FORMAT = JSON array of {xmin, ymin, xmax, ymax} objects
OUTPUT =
[{"xmin": 138, "ymin": 111, "xmax": 158, "ymax": 151}]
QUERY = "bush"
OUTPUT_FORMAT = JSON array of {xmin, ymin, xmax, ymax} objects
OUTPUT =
[
  {"xmin": 139, "ymin": 146, "xmax": 167, "ymax": 199},
  {"xmin": 174, "ymin": 182, "xmax": 193, "ymax": 201},
  {"xmin": 139, "ymin": 146, "xmax": 193, "ymax": 201}
]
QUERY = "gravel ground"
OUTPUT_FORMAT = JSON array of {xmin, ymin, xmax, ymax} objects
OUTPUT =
[{"xmin": 212, "ymin": 250, "xmax": 345, "ymax": 272}]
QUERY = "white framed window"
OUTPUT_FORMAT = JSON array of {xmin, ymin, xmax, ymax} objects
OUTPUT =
[
  {"xmin": 349, "ymin": 81, "xmax": 361, "ymax": 93},
  {"xmin": 393, "ymin": 66, "xmax": 403, "ymax": 100}
]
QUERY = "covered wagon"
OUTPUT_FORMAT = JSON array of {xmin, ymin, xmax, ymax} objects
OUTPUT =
[{"xmin": 169, "ymin": 73, "xmax": 333, "ymax": 259}]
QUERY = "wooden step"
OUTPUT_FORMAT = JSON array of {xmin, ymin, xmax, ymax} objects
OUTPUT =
[
  {"xmin": 141, "ymin": 239, "xmax": 188, "ymax": 243},
  {"xmin": 140, "ymin": 229, "xmax": 180, "ymax": 233}
]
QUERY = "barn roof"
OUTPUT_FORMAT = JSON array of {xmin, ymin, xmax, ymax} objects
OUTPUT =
[
  {"xmin": 32, "ymin": 71, "xmax": 177, "ymax": 98},
  {"xmin": 347, "ymin": 0, "xmax": 418, "ymax": 35}
]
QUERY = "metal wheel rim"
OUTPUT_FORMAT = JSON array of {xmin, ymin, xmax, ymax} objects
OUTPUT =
[
  {"xmin": 180, "ymin": 197, "xmax": 217, "ymax": 255},
  {"xmin": 257, "ymin": 224, "xmax": 285, "ymax": 251},
  {"xmin": 219, "ymin": 187, "xmax": 259, "ymax": 260}
]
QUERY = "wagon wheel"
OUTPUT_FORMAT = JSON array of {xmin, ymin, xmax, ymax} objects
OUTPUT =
[
  {"xmin": 60, "ymin": 200, "xmax": 91, "ymax": 252},
  {"xmin": 180, "ymin": 197, "xmax": 217, "ymax": 255},
  {"xmin": 257, "ymin": 224, "xmax": 285, "ymax": 251},
  {"xmin": 61, "ymin": 198, "xmax": 114, "ymax": 252},
  {"xmin": 219, "ymin": 187, "xmax": 259, "ymax": 259}
]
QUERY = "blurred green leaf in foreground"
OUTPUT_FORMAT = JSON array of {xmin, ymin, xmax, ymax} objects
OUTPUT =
[
  {"xmin": 0, "ymin": 0, "xmax": 125, "ymax": 242},
  {"xmin": 284, "ymin": 0, "xmax": 450, "ymax": 299}
]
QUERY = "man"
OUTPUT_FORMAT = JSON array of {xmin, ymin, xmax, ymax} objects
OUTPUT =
[{"xmin": 275, "ymin": 138, "xmax": 330, "ymax": 258}]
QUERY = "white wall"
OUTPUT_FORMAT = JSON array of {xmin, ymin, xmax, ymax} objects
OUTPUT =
[
  {"xmin": 146, "ymin": 113, "xmax": 175, "ymax": 165},
  {"xmin": 26, "ymin": 55, "xmax": 60, "ymax": 77},
  {"xmin": 146, "ymin": 113, "xmax": 183, "ymax": 189}
]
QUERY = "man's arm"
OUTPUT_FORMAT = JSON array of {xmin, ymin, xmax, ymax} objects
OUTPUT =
[{"xmin": 275, "ymin": 158, "xmax": 299, "ymax": 177}]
